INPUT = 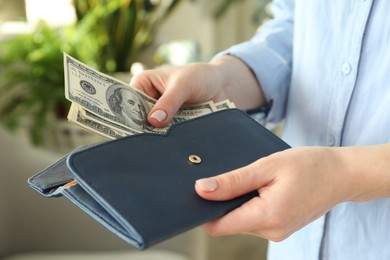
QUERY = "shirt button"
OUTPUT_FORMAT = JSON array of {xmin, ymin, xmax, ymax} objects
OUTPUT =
[
  {"xmin": 341, "ymin": 63, "xmax": 352, "ymax": 75},
  {"xmin": 326, "ymin": 134, "xmax": 336, "ymax": 147}
]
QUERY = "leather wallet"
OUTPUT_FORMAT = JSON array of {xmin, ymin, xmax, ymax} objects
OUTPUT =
[{"xmin": 28, "ymin": 109, "xmax": 290, "ymax": 250}]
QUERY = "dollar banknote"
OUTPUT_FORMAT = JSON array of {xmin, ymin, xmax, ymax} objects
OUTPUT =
[
  {"xmin": 64, "ymin": 53, "xmax": 218, "ymax": 132},
  {"xmin": 67, "ymin": 103, "xmax": 125, "ymax": 140},
  {"xmin": 64, "ymin": 53, "xmax": 235, "ymax": 139},
  {"xmin": 215, "ymin": 100, "xmax": 236, "ymax": 110},
  {"xmin": 68, "ymin": 101, "xmax": 235, "ymax": 138}
]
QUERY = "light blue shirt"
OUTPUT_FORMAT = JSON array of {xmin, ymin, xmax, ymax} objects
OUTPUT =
[{"xmin": 220, "ymin": 0, "xmax": 390, "ymax": 259}]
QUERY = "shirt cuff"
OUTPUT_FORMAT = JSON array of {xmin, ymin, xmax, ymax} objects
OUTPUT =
[{"xmin": 214, "ymin": 41, "xmax": 291, "ymax": 124}]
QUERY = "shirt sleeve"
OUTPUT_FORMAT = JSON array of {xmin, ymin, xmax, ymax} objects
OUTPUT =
[{"xmin": 215, "ymin": 0, "xmax": 295, "ymax": 123}]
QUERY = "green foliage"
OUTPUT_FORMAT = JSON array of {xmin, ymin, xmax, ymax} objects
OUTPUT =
[
  {"xmin": 0, "ymin": 22, "xmax": 70, "ymax": 145},
  {"xmin": 0, "ymin": 0, "xmax": 185, "ymax": 145},
  {"xmin": 0, "ymin": 19, "xmax": 109, "ymax": 144},
  {"xmin": 73, "ymin": 0, "xmax": 185, "ymax": 72}
]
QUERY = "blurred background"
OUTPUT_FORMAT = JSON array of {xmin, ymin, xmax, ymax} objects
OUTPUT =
[{"xmin": 0, "ymin": 0, "xmax": 271, "ymax": 259}]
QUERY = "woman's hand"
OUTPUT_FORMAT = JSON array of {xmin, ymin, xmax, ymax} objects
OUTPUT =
[
  {"xmin": 130, "ymin": 55, "xmax": 265, "ymax": 128},
  {"xmin": 195, "ymin": 145, "xmax": 390, "ymax": 241}
]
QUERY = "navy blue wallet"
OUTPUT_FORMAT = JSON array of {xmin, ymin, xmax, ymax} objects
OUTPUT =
[{"xmin": 28, "ymin": 109, "xmax": 290, "ymax": 249}]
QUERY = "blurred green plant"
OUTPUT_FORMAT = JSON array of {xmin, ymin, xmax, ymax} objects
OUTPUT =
[
  {"xmin": 73, "ymin": 0, "xmax": 185, "ymax": 72},
  {"xmin": 1, "ymin": 23, "xmax": 67, "ymax": 145},
  {"xmin": 0, "ymin": 0, "xmax": 185, "ymax": 145},
  {"xmin": 0, "ymin": 20, "xmax": 103, "ymax": 144}
]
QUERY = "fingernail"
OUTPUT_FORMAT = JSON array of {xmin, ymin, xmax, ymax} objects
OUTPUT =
[
  {"xmin": 150, "ymin": 110, "xmax": 167, "ymax": 122},
  {"xmin": 196, "ymin": 178, "xmax": 218, "ymax": 192}
]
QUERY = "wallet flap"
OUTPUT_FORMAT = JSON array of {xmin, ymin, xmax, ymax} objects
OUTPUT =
[{"xmin": 67, "ymin": 109, "xmax": 290, "ymax": 249}]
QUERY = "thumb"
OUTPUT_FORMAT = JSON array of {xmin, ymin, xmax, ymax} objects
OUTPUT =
[
  {"xmin": 148, "ymin": 86, "xmax": 190, "ymax": 128},
  {"xmin": 195, "ymin": 163, "xmax": 269, "ymax": 201}
]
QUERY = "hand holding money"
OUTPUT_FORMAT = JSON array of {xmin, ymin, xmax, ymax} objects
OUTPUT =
[{"xmin": 64, "ymin": 53, "xmax": 235, "ymax": 139}]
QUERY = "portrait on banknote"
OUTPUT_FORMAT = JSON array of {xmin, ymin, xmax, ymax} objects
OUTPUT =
[{"xmin": 106, "ymin": 84, "xmax": 150, "ymax": 131}]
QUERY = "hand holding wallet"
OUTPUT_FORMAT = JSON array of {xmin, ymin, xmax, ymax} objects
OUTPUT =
[{"xmin": 28, "ymin": 109, "xmax": 290, "ymax": 249}]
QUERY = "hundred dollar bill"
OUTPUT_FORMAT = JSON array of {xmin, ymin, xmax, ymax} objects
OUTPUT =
[
  {"xmin": 215, "ymin": 100, "xmax": 236, "ymax": 110},
  {"xmin": 67, "ymin": 103, "xmax": 126, "ymax": 140},
  {"xmin": 76, "ymin": 104, "xmax": 141, "ymax": 135},
  {"xmin": 77, "ymin": 93, "xmax": 218, "ymax": 135},
  {"xmin": 64, "ymin": 53, "xmax": 216, "ymax": 133},
  {"xmin": 76, "ymin": 101, "xmax": 218, "ymax": 136},
  {"xmin": 70, "ymin": 102, "xmax": 180, "ymax": 138}
]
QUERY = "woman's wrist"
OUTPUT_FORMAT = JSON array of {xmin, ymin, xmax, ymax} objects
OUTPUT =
[
  {"xmin": 336, "ymin": 144, "xmax": 390, "ymax": 202},
  {"xmin": 210, "ymin": 55, "xmax": 266, "ymax": 109}
]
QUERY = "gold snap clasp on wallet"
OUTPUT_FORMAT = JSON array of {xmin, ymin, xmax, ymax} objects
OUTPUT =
[{"xmin": 188, "ymin": 154, "xmax": 202, "ymax": 164}]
